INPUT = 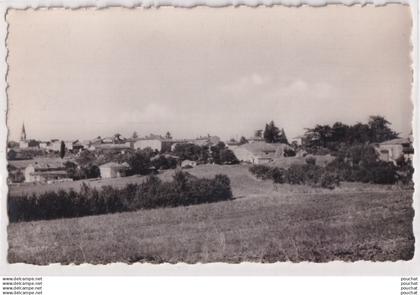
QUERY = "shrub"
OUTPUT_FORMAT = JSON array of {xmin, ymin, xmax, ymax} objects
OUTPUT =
[
  {"xmin": 396, "ymin": 157, "xmax": 414, "ymax": 186},
  {"xmin": 126, "ymin": 150, "xmax": 152, "ymax": 175},
  {"xmin": 326, "ymin": 144, "xmax": 399, "ymax": 185},
  {"xmin": 7, "ymin": 165, "xmax": 25, "ymax": 183},
  {"xmin": 219, "ymin": 149, "xmax": 239, "ymax": 164},
  {"xmin": 319, "ymin": 171, "xmax": 340, "ymax": 189},
  {"xmin": 173, "ymin": 143, "xmax": 209, "ymax": 162},
  {"xmin": 283, "ymin": 149, "xmax": 296, "ymax": 157},
  {"xmin": 305, "ymin": 157, "xmax": 316, "ymax": 166},
  {"xmin": 249, "ymin": 163, "xmax": 339, "ymax": 189},
  {"xmin": 151, "ymin": 155, "xmax": 178, "ymax": 170},
  {"xmin": 249, "ymin": 165, "xmax": 273, "ymax": 180},
  {"xmin": 8, "ymin": 171, "xmax": 233, "ymax": 222}
]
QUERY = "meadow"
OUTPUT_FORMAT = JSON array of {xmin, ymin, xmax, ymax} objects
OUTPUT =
[
  {"xmin": 7, "ymin": 164, "xmax": 414, "ymax": 264},
  {"xmin": 8, "ymin": 164, "xmax": 399, "ymax": 197}
]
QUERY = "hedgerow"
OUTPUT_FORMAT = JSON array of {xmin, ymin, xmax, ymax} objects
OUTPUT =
[
  {"xmin": 8, "ymin": 171, "xmax": 233, "ymax": 222},
  {"xmin": 249, "ymin": 163, "xmax": 340, "ymax": 189}
]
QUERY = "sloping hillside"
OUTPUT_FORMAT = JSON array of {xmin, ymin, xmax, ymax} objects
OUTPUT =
[{"xmin": 8, "ymin": 189, "xmax": 414, "ymax": 264}]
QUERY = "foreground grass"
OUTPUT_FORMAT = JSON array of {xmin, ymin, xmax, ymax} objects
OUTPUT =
[{"xmin": 8, "ymin": 189, "xmax": 414, "ymax": 264}]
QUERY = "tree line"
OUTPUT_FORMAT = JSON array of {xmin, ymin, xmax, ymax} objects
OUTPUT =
[{"xmin": 302, "ymin": 116, "xmax": 399, "ymax": 154}]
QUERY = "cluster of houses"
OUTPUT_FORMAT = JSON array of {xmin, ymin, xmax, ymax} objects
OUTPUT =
[
  {"xmin": 12, "ymin": 123, "xmax": 415, "ymax": 184},
  {"xmin": 17, "ymin": 123, "xmax": 221, "ymax": 155}
]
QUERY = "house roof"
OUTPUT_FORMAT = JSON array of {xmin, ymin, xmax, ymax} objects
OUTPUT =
[
  {"xmin": 95, "ymin": 143, "xmax": 130, "ymax": 150},
  {"xmin": 32, "ymin": 170, "xmax": 68, "ymax": 176},
  {"xmin": 28, "ymin": 162, "xmax": 66, "ymax": 171},
  {"xmin": 379, "ymin": 138, "xmax": 411, "ymax": 145},
  {"xmin": 99, "ymin": 162, "xmax": 130, "ymax": 169},
  {"xmin": 239, "ymin": 142, "xmax": 290, "ymax": 155}
]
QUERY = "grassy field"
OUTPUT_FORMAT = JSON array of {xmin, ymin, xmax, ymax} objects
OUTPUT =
[
  {"xmin": 8, "ymin": 164, "xmax": 400, "ymax": 197},
  {"xmin": 8, "ymin": 188, "xmax": 414, "ymax": 264},
  {"xmin": 7, "ymin": 164, "xmax": 414, "ymax": 264}
]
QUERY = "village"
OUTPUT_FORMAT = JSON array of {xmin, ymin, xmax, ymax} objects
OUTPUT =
[
  {"xmin": 6, "ymin": 116, "xmax": 416, "ymax": 265},
  {"xmin": 6, "ymin": 117, "xmax": 414, "ymax": 186}
]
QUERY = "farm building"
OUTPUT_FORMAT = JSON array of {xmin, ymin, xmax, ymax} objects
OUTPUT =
[
  {"xmin": 24, "ymin": 163, "xmax": 70, "ymax": 183},
  {"xmin": 181, "ymin": 160, "xmax": 197, "ymax": 168},
  {"xmin": 94, "ymin": 142, "xmax": 131, "ymax": 153},
  {"xmin": 39, "ymin": 141, "xmax": 50, "ymax": 149},
  {"xmin": 134, "ymin": 138, "xmax": 178, "ymax": 152},
  {"xmin": 99, "ymin": 162, "xmax": 130, "ymax": 178},
  {"xmin": 229, "ymin": 142, "xmax": 293, "ymax": 164},
  {"xmin": 134, "ymin": 139, "xmax": 164, "ymax": 151},
  {"xmin": 190, "ymin": 136, "xmax": 221, "ymax": 146},
  {"xmin": 71, "ymin": 140, "xmax": 85, "ymax": 153},
  {"xmin": 48, "ymin": 140, "xmax": 74, "ymax": 152},
  {"xmin": 376, "ymin": 138, "xmax": 414, "ymax": 164}
]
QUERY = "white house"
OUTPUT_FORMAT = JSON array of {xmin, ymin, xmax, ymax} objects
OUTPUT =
[
  {"xmin": 24, "ymin": 163, "xmax": 70, "ymax": 183},
  {"xmin": 48, "ymin": 140, "xmax": 74, "ymax": 152},
  {"xmin": 39, "ymin": 141, "xmax": 50, "ymax": 149},
  {"xmin": 134, "ymin": 139, "xmax": 163, "ymax": 151},
  {"xmin": 181, "ymin": 160, "xmax": 197, "ymax": 168},
  {"xmin": 99, "ymin": 162, "xmax": 130, "ymax": 178},
  {"xmin": 376, "ymin": 138, "xmax": 414, "ymax": 164},
  {"xmin": 230, "ymin": 142, "xmax": 292, "ymax": 164}
]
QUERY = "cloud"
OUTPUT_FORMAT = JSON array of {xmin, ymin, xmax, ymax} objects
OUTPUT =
[
  {"xmin": 220, "ymin": 73, "xmax": 271, "ymax": 95},
  {"xmin": 119, "ymin": 103, "xmax": 177, "ymax": 124}
]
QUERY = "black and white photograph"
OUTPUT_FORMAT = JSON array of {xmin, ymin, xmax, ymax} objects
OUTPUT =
[{"xmin": 4, "ymin": 5, "xmax": 415, "ymax": 265}]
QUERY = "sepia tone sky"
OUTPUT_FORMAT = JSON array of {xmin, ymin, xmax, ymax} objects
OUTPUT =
[{"xmin": 6, "ymin": 5, "xmax": 412, "ymax": 141}]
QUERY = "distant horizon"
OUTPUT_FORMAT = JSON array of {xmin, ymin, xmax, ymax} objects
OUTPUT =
[
  {"xmin": 6, "ymin": 6, "xmax": 413, "ymax": 143},
  {"xmin": 8, "ymin": 113, "xmax": 411, "ymax": 143}
]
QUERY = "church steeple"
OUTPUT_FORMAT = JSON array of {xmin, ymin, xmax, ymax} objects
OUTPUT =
[{"xmin": 20, "ymin": 122, "xmax": 26, "ymax": 142}]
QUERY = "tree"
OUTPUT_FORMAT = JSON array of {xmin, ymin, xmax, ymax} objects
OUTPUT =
[
  {"xmin": 368, "ymin": 115, "xmax": 398, "ymax": 143},
  {"xmin": 348, "ymin": 123, "xmax": 371, "ymax": 144},
  {"xmin": 239, "ymin": 136, "xmax": 248, "ymax": 145},
  {"xmin": 263, "ymin": 121, "xmax": 281, "ymax": 143},
  {"xmin": 113, "ymin": 133, "xmax": 122, "ymax": 143},
  {"xmin": 254, "ymin": 130, "xmax": 263, "ymax": 138},
  {"xmin": 173, "ymin": 143, "xmax": 208, "ymax": 162},
  {"xmin": 7, "ymin": 149, "xmax": 17, "ymax": 160},
  {"xmin": 59, "ymin": 141, "xmax": 66, "ymax": 159},
  {"xmin": 165, "ymin": 131, "xmax": 172, "ymax": 139},
  {"xmin": 64, "ymin": 161, "xmax": 78, "ymax": 179},
  {"xmin": 219, "ymin": 149, "xmax": 239, "ymax": 164},
  {"xmin": 127, "ymin": 150, "xmax": 152, "ymax": 175},
  {"xmin": 7, "ymin": 141, "xmax": 19, "ymax": 149},
  {"xmin": 76, "ymin": 150, "xmax": 96, "ymax": 166},
  {"xmin": 331, "ymin": 122, "xmax": 349, "ymax": 143},
  {"xmin": 132, "ymin": 132, "xmax": 138, "ymax": 139},
  {"xmin": 210, "ymin": 143, "xmax": 225, "ymax": 164},
  {"xmin": 303, "ymin": 124, "xmax": 333, "ymax": 151},
  {"xmin": 28, "ymin": 139, "xmax": 40, "ymax": 148},
  {"xmin": 278, "ymin": 128, "xmax": 289, "ymax": 144}
]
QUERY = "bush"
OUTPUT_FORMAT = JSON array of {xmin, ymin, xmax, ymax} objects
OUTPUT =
[
  {"xmin": 151, "ymin": 155, "xmax": 178, "ymax": 170},
  {"xmin": 249, "ymin": 164, "xmax": 338, "ymax": 189},
  {"xmin": 319, "ymin": 171, "xmax": 340, "ymax": 190},
  {"xmin": 219, "ymin": 149, "xmax": 239, "ymax": 164},
  {"xmin": 305, "ymin": 157, "xmax": 316, "ymax": 166},
  {"xmin": 8, "ymin": 171, "xmax": 233, "ymax": 222},
  {"xmin": 326, "ymin": 144, "xmax": 398, "ymax": 185},
  {"xmin": 283, "ymin": 149, "xmax": 296, "ymax": 157},
  {"xmin": 396, "ymin": 157, "xmax": 414, "ymax": 186},
  {"xmin": 173, "ymin": 143, "xmax": 209, "ymax": 162}
]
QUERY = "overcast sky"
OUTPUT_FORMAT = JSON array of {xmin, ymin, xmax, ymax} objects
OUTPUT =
[{"xmin": 6, "ymin": 5, "xmax": 412, "ymax": 142}]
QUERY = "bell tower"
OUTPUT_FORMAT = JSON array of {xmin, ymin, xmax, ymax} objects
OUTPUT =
[
  {"xmin": 20, "ymin": 123, "xmax": 27, "ymax": 141},
  {"xmin": 19, "ymin": 122, "xmax": 29, "ymax": 149}
]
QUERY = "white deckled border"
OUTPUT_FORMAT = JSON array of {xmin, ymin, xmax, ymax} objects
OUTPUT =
[{"xmin": 0, "ymin": 0, "xmax": 418, "ymax": 276}]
